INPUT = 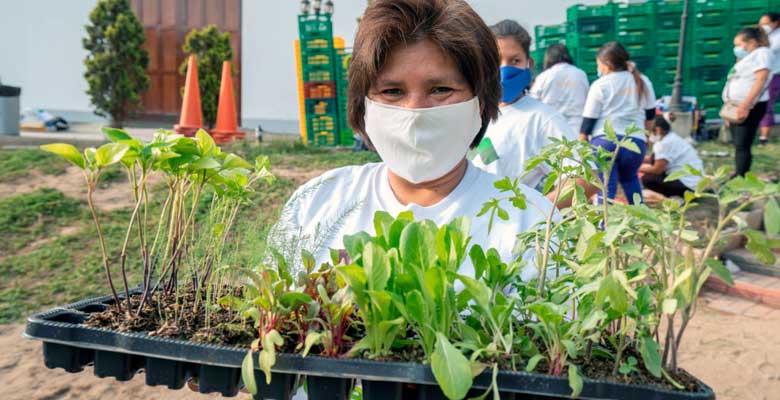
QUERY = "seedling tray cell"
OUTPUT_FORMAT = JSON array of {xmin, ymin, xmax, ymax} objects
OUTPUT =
[{"xmin": 25, "ymin": 293, "xmax": 716, "ymax": 400}]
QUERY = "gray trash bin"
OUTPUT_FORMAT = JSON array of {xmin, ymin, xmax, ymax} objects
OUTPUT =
[{"xmin": 0, "ymin": 85, "xmax": 21, "ymax": 136}]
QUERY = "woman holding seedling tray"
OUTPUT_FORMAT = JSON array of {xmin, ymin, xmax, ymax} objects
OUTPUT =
[{"xmin": 270, "ymin": 0, "xmax": 553, "ymax": 281}]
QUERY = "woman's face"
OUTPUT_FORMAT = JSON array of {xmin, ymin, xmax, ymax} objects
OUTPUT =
[
  {"xmin": 759, "ymin": 15, "xmax": 778, "ymax": 31},
  {"xmin": 497, "ymin": 37, "xmax": 531, "ymax": 69},
  {"xmin": 368, "ymin": 39, "xmax": 473, "ymax": 109},
  {"xmin": 734, "ymin": 35, "xmax": 757, "ymax": 52}
]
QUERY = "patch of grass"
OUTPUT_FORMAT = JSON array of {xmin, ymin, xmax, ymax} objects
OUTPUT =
[
  {"xmin": 0, "ymin": 188, "xmax": 86, "ymax": 257},
  {"xmin": 697, "ymin": 141, "xmax": 780, "ymax": 177},
  {"xmin": 0, "ymin": 148, "xmax": 68, "ymax": 182},
  {"xmin": 230, "ymin": 139, "xmax": 381, "ymax": 171},
  {"xmin": 0, "ymin": 140, "xmax": 374, "ymax": 323}
]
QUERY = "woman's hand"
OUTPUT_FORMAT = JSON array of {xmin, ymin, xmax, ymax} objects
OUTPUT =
[
  {"xmin": 736, "ymin": 103, "xmax": 750, "ymax": 121},
  {"xmin": 579, "ymin": 133, "xmax": 589, "ymax": 142}
]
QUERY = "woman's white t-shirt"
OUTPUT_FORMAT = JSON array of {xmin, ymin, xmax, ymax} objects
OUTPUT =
[
  {"xmin": 769, "ymin": 29, "xmax": 780, "ymax": 74},
  {"xmin": 582, "ymin": 71, "xmax": 656, "ymax": 140},
  {"xmin": 268, "ymin": 160, "xmax": 554, "ymax": 282},
  {"xmin": 652, "ymin": 132, "xmax": 703, "ymax": 190},
  {"xmin": 471, "ymin": 96, "xmax": 577, "ymax": 188},
  {"xmin": 529, "ymin": 63, "xmax": 590, "ymax": 133},
  {"xmin": 723, "ymin": 46, "xmax": 774, "ymax": 103}
]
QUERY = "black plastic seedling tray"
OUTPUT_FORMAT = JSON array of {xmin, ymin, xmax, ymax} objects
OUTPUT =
[{"xmin": 24, "ymin": 293, "xmax": 716, "ymax": 400}]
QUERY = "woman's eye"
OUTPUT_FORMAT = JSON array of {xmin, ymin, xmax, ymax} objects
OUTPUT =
[
  {"xmin": 381, "ymin": 88, "xmax": 402, "ymax": 96},
  {"xmin": 432, "ymin": 87, "xmax": 453, "ymax": 94}
]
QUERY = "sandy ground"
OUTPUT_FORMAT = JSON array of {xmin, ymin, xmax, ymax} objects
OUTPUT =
[{"xmin": 0, "ymin": 300, "xmax": 777, "ymax": 400}]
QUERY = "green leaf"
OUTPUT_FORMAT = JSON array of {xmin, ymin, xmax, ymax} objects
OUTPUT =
[
  {"xmin": 364, "ymin": 243, "xmax": 390, "ymax": 291},
  {"xmin": 223, "ymin": 153, "xmax": 253, "ymax": 169},
  {"xmin": 620, "ymin": 139, "xmax": 641, "ymax": 154},
  {"xmin": 705, "ymin": 258, "xmax": 734, "ymax": 286},
  {"xmin": 665, "ymin": 169, "xmax": 691, "ymax": 182},
  {"xmin": 196, "ymin": 129, "xmax": 217, "ymax": 156},
  {"xmin": 95, "ymin": 142, "xmax": 129, "ymax": 167},
  {"xmin": 525, "ymin": 354, "xmax": 544, "ymax": 372},
  {"xmin": 431, "ymin": 332, "xmax": 473, "ymax": 400},
  {"xmin": 336, "ymin": 265, "xmax": 367, "ymax": 292},
  {"xmin": 190, "ymin": 156, "xmax": 221, "ymax": 170},
  {"xmin": 40, "ymin": 143, "xmax": 85, "ymax": 169},
  {"xmin": 101, "ymin": 127, "xmax": 133, "ymax": 143},
  {"xmin": 278, "ymin": 292, "xmax": 313, "ymax": 309},
  {"xmin": 242, "ymin": 351, "xmax": 257, "ymax": 394},
  {"xmin": 404, "ymin": 290, "xmax": 425, "ymax": 324},
  {"xmin": 765, "ymin": 198, "xmax": 780, "ymax": 236},
  {"xmin": 745, "ymin": 230, "xmax": 777, "ymax": 265},
  {"xmin": 568, "ymin": 363, "xmax": 583, "ymax": 398},
  {"xmin": 639, "ymin": 336, "xmax": 662, "ymax": 378},
  {"xmin": 302, "ymin": 331, "xmax": 322, "ymax": 357}
]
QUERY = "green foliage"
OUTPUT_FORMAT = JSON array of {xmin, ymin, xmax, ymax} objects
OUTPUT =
[
  {"xmin": 83, "ymin": 0, "xmax": 149, "ymax": 127},
  {"xmin": 181, "ymin": 25, "xmax": 234, "ymax": 127}
]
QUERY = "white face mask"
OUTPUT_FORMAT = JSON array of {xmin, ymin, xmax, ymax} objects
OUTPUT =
[
  {"xmin": 762, "ymin": 24, "xmax": 774, "ymax": 34},
  {"xmin": 364, "ymin": 96, "xmax": 482, "ymax": 184},
  {"xmin": 649, "ymin": 133, "xmax": 661, "ymax": 143}
]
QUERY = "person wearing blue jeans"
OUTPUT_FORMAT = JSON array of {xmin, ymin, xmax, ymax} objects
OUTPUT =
[
  {"xmin": 580, "ymin": 42, "xmax": 656, "ymax": 204},
  {"xmin": 590, "ymin": 136, "xmax": 647, "ymax": 203}
]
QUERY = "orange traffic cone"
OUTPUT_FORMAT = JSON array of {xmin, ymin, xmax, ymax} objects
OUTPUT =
[
  {"xmin": 174, "ymin": 55, "xmax": 203, "ymax": 137},
  {"xmin": 210, "ymin": 60, "xmax": 245, "ymax": 144}
]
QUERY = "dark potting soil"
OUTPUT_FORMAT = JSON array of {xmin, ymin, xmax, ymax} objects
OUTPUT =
[
  {"xmin": 82, "ymin": 289, "xmax": 703, "ymax": 393},
  {"xmin": 85, "ymin": 287, "xmax": 259, "ymax": 347}
]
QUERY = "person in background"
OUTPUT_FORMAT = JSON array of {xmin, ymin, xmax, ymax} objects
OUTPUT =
[
  {"xmin": 580, "ymin": 42, "xmax": 656, "ymax": 204},
  {"xmin": 269, "ymin": 0, "xmax": 553, "ymax": 280},
  {"xmin": 758, "ymin": 12, "xmax": 780, "ymax": 145},
  {"xmin": 529, "ymin": 44, "xmax": 590, "ymax": 134},
  {"xmin": 722, "ymin": 27, "xmax": 772, "ymax": 177},
  {"xmin": 471, "ymin": 20, "xmax": 577, "ymax": 191},
  {"xmin": 640, "ymin": 114, "xmax": 703, "ymax": 198}
]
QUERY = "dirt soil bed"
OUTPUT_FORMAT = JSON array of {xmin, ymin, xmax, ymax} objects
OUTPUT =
[{"xmin": 0, "ymin": 299, "xmax": 777, "ymax": 400}]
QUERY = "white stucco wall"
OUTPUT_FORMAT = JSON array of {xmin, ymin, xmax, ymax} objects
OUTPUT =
[
  {"xmin": 1, "ymin": 0, "xmax": 606, "ymax": 133},
  {"xmin": 0, "ymin": 0, "xmax": 104, "ymax": 122}
]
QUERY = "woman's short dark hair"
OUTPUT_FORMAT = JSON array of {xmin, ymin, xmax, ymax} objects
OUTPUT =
[
  {"xmin": 654, "ymin": 115, "xmax": 671, "ymax": 132},
  {"xmin": 543, "ymin": 43, "xmax": 574, "ymax": 71},
  {"xmin": 347, "ymin": 0, "xmax": 500, "ymax": 148},
  {"xmin": 737, "ymin": 26, "xmax": 770, "ymax": 47},
  {"xmin": 763, "ymin": 12, "xmax": 780, "ymax": 23},
  {"xmin": 490, "ymin": 19, "xmax": 531, "ymax": 58}
]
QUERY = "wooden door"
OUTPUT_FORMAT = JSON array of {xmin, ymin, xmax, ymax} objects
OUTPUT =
[{"xmin": 132, "ymin": 0, "xmax": 242, "ymax": 119}]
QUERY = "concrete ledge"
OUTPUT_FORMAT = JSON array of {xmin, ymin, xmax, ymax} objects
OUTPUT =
[{"xmin": 705, "ymin": 275, "xmax": 780, "ymax": 309}]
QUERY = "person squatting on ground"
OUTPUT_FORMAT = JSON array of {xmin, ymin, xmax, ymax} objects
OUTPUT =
[
  {"xmin": 470, "ymin": 20, "xmax": 576, "ymax": 191},
  {"xmin": 580, "ymin": 42, "xmax": 657, "ymax": 204},
  {"xmin": 758, "ymin": 12, "xmax": 780, "ymax": 145},
  {"xmin": 268, "ymin": 0, "xmax": 553, "ymax": 281},
  {"xmin": 722, "ymin": 27, "xmax": 773, "ymax": 177},
  {"xmin": 640, "ymin": 114, "xmax": 703, "ymax": 198}
]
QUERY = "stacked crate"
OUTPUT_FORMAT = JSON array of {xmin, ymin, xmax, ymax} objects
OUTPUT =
[
  {"xmin": 533, "ymin": 23, "xmax": 569, "ymax": 74},
  {"xmin": 566, "ymin": 3, "xmax": 617, "ymax": 81},
  {"xmin": 298, "ymin": 14, "xmax": 339, "ymax": 146},
  {"xmin": 534, "ymin": 0, "xmax": 772, "ymax": 115},
  {"xmin": 615, "ymin": 1, "xmax": 657, "ymax": 82},
  {"xmin": 333, "ymin": 37, "xmax": 354, "ymax": 147}
]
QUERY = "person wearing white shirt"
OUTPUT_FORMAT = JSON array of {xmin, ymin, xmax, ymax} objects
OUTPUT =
[
  {"xmin": 269, "ymin": 0, "xmax": 553, "ymax": 281},
  {"xmin": 640, "ymin": 114, "xmax": 703, "ymax": 198},
  {"xmin": 758, "ymin": 12, "xmax": 780, "ymax": 145},
  {"xmin": 722, "ymin": 27, "xmax": 772, "ymax": 177},
  {"xmin": 580, "ymin": 42, "xmax": 657, "ymax": 204},
  {"xmin": 471, "ymin": 20, "xmax": 581, "ymax": 202},
  {"xmin": 529, "ymin": 44, "xmax": 590, "ymax": 134}
]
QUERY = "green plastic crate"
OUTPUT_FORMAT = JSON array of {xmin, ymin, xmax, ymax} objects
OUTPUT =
[
  {"xmin": 691, "ymin": 35, "xmax": 731, "ymax": 55},
  {"xmin": 572, "ymin": 16, "xmax": 615, "ymax": 34},
  {"xmin": 303, "ymin": 64, "xmax": 336, "ymax": 82},
  {"xmin": 535, "ymin": 23, "xmax": 569, "ymax": 39},
  {"xmin": 732, "ymin": 10, "xmax": 764, "ymax": 28},
  {"xmin": 693, "ymin": 9, "xmax": 730, "ymax": 26},
  {"xmin": 732, "ymin": 0, "xmax": 768, "ymax": 12},
  {"xmin": 298, "ymin": 14, "xmax": 333, "ymax": 39},
  {"xmin": 692, "ymin": 0, "xmax": 730, "ymax": 12},
  {"xmin": 692, "ymin": 79, "xmax": 727, "ymax": 94},
  {"xmin": 566, "ymin": 32, "xmax": 611, "ymax": 48},
  {"xmin": 567, "ymin": 3, "xmax": 616, "ymax": 20},
  {"xmin": 339, "ymin": 130, "xmax": 355, "ymax": 147},
  {"xmin": 538, "ymin": 36, "xmax": 568, "ymax": 49},
  {"xmin": 655, "ymin": 0, "xmax": 687, "ymax": 13},
  {"xmin": 616, "ymin": 14, "xmax": 655, "ymax": 31},
  {"xmin": 615, "ymin": 1, "xmax": 656, "ymax": 17},
  {"xmin": 692, "ymin": 25, "xmax": 731, "ymax": 40},
  {"xmin": 616, "ymin": 30, "xmax": 652, "ymax": 45}
]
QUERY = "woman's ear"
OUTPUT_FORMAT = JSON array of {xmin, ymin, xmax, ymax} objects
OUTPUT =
[{"xmin": 529, "ymin": 56, "xmax": 535, "ymax": 71}]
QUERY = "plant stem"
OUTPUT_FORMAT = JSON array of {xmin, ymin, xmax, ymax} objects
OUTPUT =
[{"xmin": 86, "ymin": 177, "xmax": 123, "ymax": 313}]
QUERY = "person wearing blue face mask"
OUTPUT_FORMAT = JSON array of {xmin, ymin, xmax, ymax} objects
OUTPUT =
[{"xmin": 471, "ymin": 20, "xmax": 577, "ymax": 193}]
